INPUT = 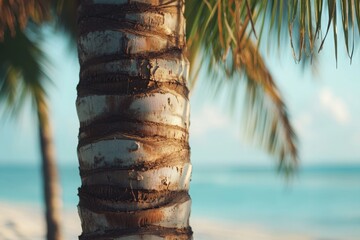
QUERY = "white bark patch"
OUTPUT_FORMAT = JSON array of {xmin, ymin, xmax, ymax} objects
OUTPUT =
[
  {"xmin": 76, "ymin": 93, "xmax": 190, "ymax": 129},
  {"xmin": 88, "ymin": 0, "xmax": 175, "ymax": 6},
  {"xmin": 149, "ymin": 56, "xmax": 189, "ymax": 83},
  {"xmin": 79, "ymin": 139, "xmax": 142, "ymax": 168},
  {"xmin": 79, "ymin": 30, "xmax": 174, "ymax": 63},
  {"xmin": 82, "ymin": 163, "xmax": 192, "ymax": 191},
  {"xmin": 164, "ymin": 10, "xmax": 185, "ymax": 37},
  {"xmin": 125, "ymin": 12, "xmax": 184, "ymax": 37},
  {"xmin": 82, "ymin": 56, "xmax": 189, "ymax": 83},
  {"xmin": 79, "ymin": 30, "xmax": 123, "ymax": 63},
  {"xmin": 79, "ymin": 197, "xmax": 191, "ymax": 233},
  {"xmin": 79, "ymin": 139, "xmax": 187, "ymax": 170}
]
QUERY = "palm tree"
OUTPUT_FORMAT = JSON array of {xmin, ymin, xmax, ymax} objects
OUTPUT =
[
  {"xmin": 0, "ymin": 2, "xmax": 62, "ymax": 240},
  {"xmin": 74, "ymin": 0, "xmax": 360, "ymax": 239},
  {"xmin": 76, "ymin": 1, "xmax": 192, "ymax": 238}
]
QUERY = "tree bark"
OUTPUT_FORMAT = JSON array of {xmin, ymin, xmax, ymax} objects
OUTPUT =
[
  {"xmin": 76, "ymin": 0, "xmax": 192, "ymax": 239},
  {"xmin": 38, "ymin": 100, "xmax": 63, "ymax": 240}
]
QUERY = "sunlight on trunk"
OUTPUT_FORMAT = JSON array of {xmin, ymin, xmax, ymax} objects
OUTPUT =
[{"xmin": 76, "ymin": 0, "xmax": 192, "ymax": 239}]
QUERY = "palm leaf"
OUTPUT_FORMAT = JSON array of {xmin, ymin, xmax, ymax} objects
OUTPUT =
[
  {"xmin": 186, "ymin": 0, "xmax": 298, "ymax": 172},
  {"xmin": 240, "ymin": 40, "xmax": 298, "ymax": 173},
  {"xmin": 51, "ymin": 0, "xmax": 79, "ymax": 43},
  {"xmin": 0, "ymin": 0, "xmax": 51, "ymax": 40},
  {"xmin": 186, "ymin": 0, "xmax": 360, "ymax": 171},
  {"xmin": 0, "ymin": 28, "xmax": 51, "ymax": 118},
  {"xmin": 259, "ymin": 0, "xmax": 360, "ymax": 63}
]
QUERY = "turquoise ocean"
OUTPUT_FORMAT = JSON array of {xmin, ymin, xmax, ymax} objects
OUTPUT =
[{"xmin": 0, "ymin": 163, "xmax": 359, "ymax": 239}]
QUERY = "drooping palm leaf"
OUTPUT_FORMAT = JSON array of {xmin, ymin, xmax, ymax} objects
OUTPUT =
[
  {"xmin": 257, "ymin": 0, "xmax": 360, "ymax": 63},
  {"xmin": 0, "ymin": 0, "xmax": 51, "ymax": 40},
  {"xmin": 186, "ymin": 0, "xmax": 298, "ymax": 172},
  {"xmin": 0, "ymin": 0, "xmax": 51, "ymax": 114},
  {"xmin": 186, "ymin": 0, "xmax": 360, "ymax": 172},
  {"xmin": 0, "ymin": 28, "xmax": 51, "ymax": 117},
  {"xmin": 51, "ymin": 0, "xmax": 79, "ymax": 43},
  {"xmin": 240, "ymin": 40, "xmax": 298, "ymax": 172}
]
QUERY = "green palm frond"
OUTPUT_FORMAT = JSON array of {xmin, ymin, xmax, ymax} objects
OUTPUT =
[
  {"xmin": 240, "ymin": 40, "xmax": 298, "ymax": 173},
  {"xmin": 51, "ymin": 0, "xmax": 79, "ymax": 43},
  {"xmin": 0, "ymin": 28, "xmax": 51, "ymax": 118},
  {"xmin": 257, "ymin": 0, "xmax": 360, "ymax": 63},
  {"xmin": 0, "ymin": 0, "xmax": 51, "ymax": 40},
  {"xmin": 186, "ymin": 0, "xmax": 298, "ymax": 172},
  {"xmin": 186, "ymin": 0, "xmax": 360, "ymax": 172}
]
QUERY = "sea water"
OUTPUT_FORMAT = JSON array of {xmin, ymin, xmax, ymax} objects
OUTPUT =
[{"xmin": 0, "ymin": 163, "xmax": 359, "ymax": 239}]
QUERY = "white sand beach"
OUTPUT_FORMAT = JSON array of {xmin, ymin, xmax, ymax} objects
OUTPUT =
[
  {"xmin": 0, "ymin": 202, "xmax": 79, "ymax": 240},
  {"xmin": 0, "ymin": 201, "xmax": 313, "ymax": 240}
]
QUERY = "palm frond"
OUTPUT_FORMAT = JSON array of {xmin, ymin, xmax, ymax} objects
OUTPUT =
[
  {"xmin": 186, "ymin": 0, "xmax": 256, "ymax": 86},
  {"xmin": 51, "ymin": 0, "xmax": 79, "ymax": 44},
  {"xmin": 0, "ymin": 0, "xmax": 51, "ymax": 40},
  {"xmin": 0, "ymin": 28, "xmax": 51, "ymax": 118},
  {"xmin": 257, "ymin": 0, "xmax": 360, "ymax": 63},
  {"xmin": 240, "ymin": 40, "xmax": 298, "ymax": 173},
  {"xmin": 186, "ymin": 0, "xmax": 298, "ymax": 172}
]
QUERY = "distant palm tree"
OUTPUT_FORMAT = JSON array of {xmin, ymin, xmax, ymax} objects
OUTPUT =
[{"xmin": 0, "ymin": 2, "xmax": 62, "ymax": 240}]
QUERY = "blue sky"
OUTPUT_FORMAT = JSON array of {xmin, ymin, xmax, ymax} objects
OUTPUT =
[{"xmin": 1, "ymin": 32, "xmax": 359, "ymax": 167}]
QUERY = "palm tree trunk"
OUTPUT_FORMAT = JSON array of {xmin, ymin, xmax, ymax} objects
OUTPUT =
[
  {"xmin": 38, "ymin": 100, "xmax": 63, "ymax": 240},
  {"xmin": 76, "ymin": 0, "xmax": 192, "ymax": 239}
]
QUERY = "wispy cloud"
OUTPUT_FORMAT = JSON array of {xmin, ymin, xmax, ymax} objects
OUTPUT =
[
  {"xmin": 294, "ymin": 113, "xmax": 313, "ymax": 136},
  {"xmin": 319, "ymin": 88, "xmax": 350, "ymax": 124},
  {"xmin": 190, "ymin": 104, "xmax": 229, "ymax": 137}
]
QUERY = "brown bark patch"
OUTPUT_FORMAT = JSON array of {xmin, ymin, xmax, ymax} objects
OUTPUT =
[
  {"xmin": 79, "ymin": 186, "xmax": 189, "ymax": 211},
  {"xmin": 78, "ymin": 76, "xmax": 188, "ymax": 99},
  {"xmin": 79, "ymin": 226, "xmax": 193, "ymax": 240},
  {"xmin": 78, "ymin": 117, "xmax": 189, "ymax": 147},
  {"xmin": 104, "ymin": 209, "xmax": 164, "ymax": 229}
]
